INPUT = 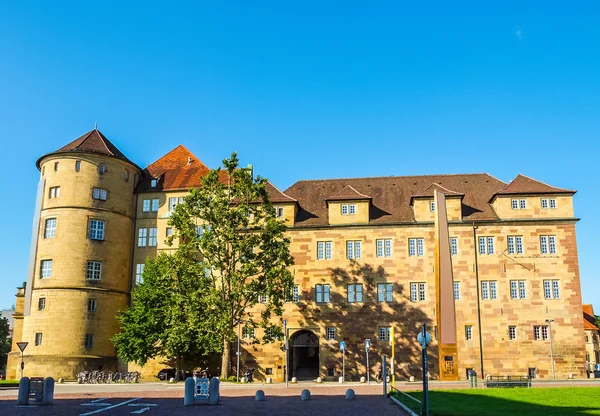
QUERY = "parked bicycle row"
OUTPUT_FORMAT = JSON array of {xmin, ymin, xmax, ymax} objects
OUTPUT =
[{"xmin": 76, "ymin": 370, "xmax": 140, "ymax": 384}]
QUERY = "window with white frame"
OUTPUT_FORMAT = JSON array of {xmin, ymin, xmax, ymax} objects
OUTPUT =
[
  {"xmin": 35, "ymin": 333, "xmax": 43, "ymax": 346},
  {"xmin": 99, "ymin": 164, "xmax": 105, "ymax": 174},
  {"xmin": 316, "ymin": 284, "xmax": 330, "ymax": 303},
  {"xmin": 168, "ymin": 197, "xmax": 184, "ymax": 211},
  {"xmin": 508, "ymin": 326, "xmax": 517, "ymax": 340},
  {"xmin": 346, "ymin": 241, "xmax": 361, "ymax": 259},
  {"xmin": 465, "ymin": 325, "xmax": 472, "ymax": 340},
  {"xmin": 317, "ymin": 241, "xmax": 332, "ymax": 260},
  {"xmin": 40, "ymin": 260, "xmax": 52, "ymax": 279},
  {"xmin": 512, "ymin": 199, "xmax": 527, "ymax": 209},
  {"xmin": 408, "ymin": 238, "xmax": 425, "ymax": 256},
  {"xmin": 89, "ymin": 220, "xmax": 105, "ymax": 240},
  {"xmin": 85, "ymin": 334, "xmax": 94, "ymax": 348},
  {"xmin": 87, "ymin": 299, "xmax": 97, "ymax": 312},
  {"xmin": 258, "ymin": 293, "xmax": 268, "ymax": 303},
  {"xmin": 293, "ymin": 285, "xmax": 300, "ymax": 303},
  {"xmin": 430, "ymin": 201, "xmax": 436, "ymax": 212},
  {"xmin": 341, "ymin": 204, "xmax": 356, "ymax": 215},
  {"xmin": 511, "ymin": 199, "xmax": 518, "ymax": 209},
  {"xmin": 481, "ymin": 281, "xmax": 497, "ymax": 300},
  {"xmin": 44, "ymin": 218, "xmax": 57, "ymax": 239},
  {"xmin": 92, "ymin": 187, "xmax": 107, "ymax": 200},
  {"xmin": 148, "ymin": 228, "xmax": 157, "ymax": 247},
  {"xmin": 49, "ymin": 186, "xmax": 60, "ymax": 198},
  {"xmin": 276, "ymin": 207, "xmax": 284, "ymax": 217},
  {"xmin": 138, "ymin": 228, "xmax": 148, "ymax": 247},
  {"xmin": 520, "ymin": 199, "xmax": 527, "ymax": 209},
  {"xmin": 478, "ymin": 236, "xmax": 495, "ymax": 255},
  {"xmin": 38, "ymin": 297, "xmax": 46, "ymax": 311},
  {"xmin": 326, "ymin": 327, "xmax": 336, "ymax": 340},
  {"xmin": 543, "ymin": 280, "xmax": 560, "ymax": 299},
  {"xmin": 75, "ymin": 160, "xmax": 81, "ymax": 171},
  {"xmin": 376, "ymin": 239, "xmax": 392, "ymax": 257},
  {"xmin": 378, "ymin": 283, "xmax": 393, "ymax": 302},
  {"xmin": 166, "ymin": 227, "xmax": 173, "ymax": 237},
  {"xmin": 451, "ymin": 237, "xmax": 458, "ymax": 256},
  {"xmin": 510, "ymin": 280, "xmax": 526, "ymax": 299},
  {"xmin": 135, "ymin": 264, "xmax": 144, "ymax": 285},
  {"xmin": 379, "ymin": 326, "xmax": 391, "ymax": 341},
  {"xmin": 151, "ymin": 198, "xmax": 159, "ymax": 212},
  {"xmin": 453, "ymin": 281, "xmax": 460, "ymax": 300},
  {"xmin": 534, "ymin": 325, "xmax": 548, "ymax": 341},
  {"xmin": 540, "ymin": 235, "xmax": 557, "ymax": 254},
  {"xmin": 142, "ymin": 199, "xmax": 151, "ymax": 212},
  {"xmin": 86, "ymin": 261, "xmax": 102, "ymax": 280},
  {"xmin": 549, "ymin": 198, "xmax": 556, "ymax": 209},
  {"xmin": 242, "ymin": 326, "xmax": 255, "ymax": 339},
  {"xmin": 347, "ymin": 284, "xmax": 363, "ymax": 303},
  {"xmin": 507, "ymin": 236, "xmax": 523, "ymax": 255}
]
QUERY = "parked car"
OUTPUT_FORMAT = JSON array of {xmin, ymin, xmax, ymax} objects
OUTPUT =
[{"xmin": 156, "ymin": 368, "xmax": 191, "ymax": 381}]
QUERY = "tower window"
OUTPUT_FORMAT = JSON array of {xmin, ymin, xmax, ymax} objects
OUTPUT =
[
  {"xmin": 124, "ymin": 170, "xmax": 129, "ymax": 181},
  {"xmin": 89, "ymin": 220, "xmax": 105, "ymax": 240},
  {"xmin": 75, "ymin": 160, "xmax": 81, "ymax": 171},
  {"xmin": 44, "ymin": 218, "xmax": 57, "ymax": 239},
  {"xmin": 48, "ymin": 186, "xmax": 60, "ymax": 199},
  {"xmin": 92, "ymin": 188, "xmax": 107, "ymax": 201},
  {"xmin": 38, "ymin": 297, "xmax": 46, "ymax": 311},
  {"xmin": 40, "ymin": 260, "xmax": 52, "ymax": 279},
  {"xmin": 99, "ymin": 164, "xmax": 105, "ymax": 174},
  {"xmin": 85, "ymin": 334, "xmax": 94, "ymax": 348},
  {"xmin": 35, "ymin": 333, "xmax": 43, "ymax": 346},
  {"xmin": 54, "ymin": 162, "xmax": 59, "ymax": 171},
  {"xmin": 87, "ymin": 299, "xmax": 97, "ymax": 312},
  {"xmin": 86, "ymin": 261, "xmax": 102, "ymax": 280}
]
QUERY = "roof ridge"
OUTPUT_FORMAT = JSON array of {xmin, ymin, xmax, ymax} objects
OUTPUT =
[
  {"xmin": 292, "ymin": 172, "xmax": 496, "ymax": 184},
  {"xmin": 266, "ymin": 180, "xmax": 297, "ymax": 202},
  {"xmin": 93, "ymin": 130, "xmax": 115, "ymax": 157},
  {"xmin": 329, "ymin": 184, "xmax": 371, "ymax": 199},
  {"xmin": 516, "ymin": 173, "xmax": 576, "ymax": 193}
]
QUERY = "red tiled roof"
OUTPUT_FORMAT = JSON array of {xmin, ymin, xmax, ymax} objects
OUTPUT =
[
  {"xmin": 265, "ymin": 181, "xmax": 297, "ymax": 203},
  {"xmin": 36, "ymin": 129, "xmax": 139, "ymax": 170},
  {"xmin": 490, "ymin": 174, "xmax": 575, "ymax": 202},
  {"xmin": 326, "ymin": 185, "xmax": 371, "ymax": 201},
  {"xmin": 411, "ymin": 182, "xmax": 464, "ymax": 200},
  {"xmin": 583, "ymin": 304, "xmax": 599, "ymax": 331},
  {"xmin": 136, "ymin": 145, "xmax": 220, "ymax": 192},
  {"xmin": 284, "ymin": 173, "xmax": 506, "ymax": 226}
]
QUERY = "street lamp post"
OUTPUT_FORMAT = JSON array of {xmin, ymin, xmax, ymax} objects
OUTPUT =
[
  {"xmin": 237, "ymin": 321, "xmax": 241, "ymax": 383},
  {"xmin": 545, "ymin": 319, "xmax": 555, "ymax": 379}
]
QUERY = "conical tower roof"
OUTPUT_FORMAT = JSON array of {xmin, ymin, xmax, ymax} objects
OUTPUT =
[{"xmin": 36, "ymin": 129, "xmax": 139, "ymax": 170}]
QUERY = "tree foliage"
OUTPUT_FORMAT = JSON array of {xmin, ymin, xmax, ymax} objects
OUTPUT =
[
  {"xmin": 168, "ymin": 152, "xmax": 294, "ymax": 378},
  {"xmin": 0, "ymin": 317, "xmax": 10, "ymax": 371}
]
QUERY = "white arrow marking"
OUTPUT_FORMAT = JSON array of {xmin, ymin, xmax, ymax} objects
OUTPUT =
[
  {"xmin": 129, "ymin": 403, "xmax": 157, "ymax": 406},
  {"xmin": 130, "ymin": 407, "xmax": 150, "ymax": 414},
  {"xmin": 79, "ymin": 398, "xmax": 140, "ymax": 416}
]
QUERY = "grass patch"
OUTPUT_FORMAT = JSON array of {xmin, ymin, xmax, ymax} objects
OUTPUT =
[
  {"xmin": 405, "ymin": 388, "xmax": 600, "ymax": 416},
  {"xmin": 0, "ymin": 380, "xmax": 19, "ymax": 386}
]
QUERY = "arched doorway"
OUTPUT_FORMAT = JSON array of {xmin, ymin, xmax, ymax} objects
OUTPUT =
[{"xmin": 288, "ymin": 330, "xmax": 319, "ymax": 380}]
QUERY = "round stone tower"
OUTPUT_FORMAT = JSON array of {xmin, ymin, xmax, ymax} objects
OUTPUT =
[{"xmin": 15, "ymin": 129, "xmax": 141, "ymax": 379}]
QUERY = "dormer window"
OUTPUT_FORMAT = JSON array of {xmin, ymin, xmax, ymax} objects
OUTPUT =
[
  {"xmin": 341, "ymin": 204, "xmax": 356, "ymax": 215},
  {"xmin": 511, "ymin": 199, "xmax": 527, "ymax": 209},
  {"xmin": 430, "ymin": 201, "xmax": 436, "ymax": 212},
  {"xmin": 541, "ymin": 198, "xmax": 557, "ymax": 209},
  {"xmin": 151, "ymin": 179, "xmax": 158, "ymax": 187},
  {"xmin": 276, "ymin": 207, "xmax": 284, "ymax": 218}
]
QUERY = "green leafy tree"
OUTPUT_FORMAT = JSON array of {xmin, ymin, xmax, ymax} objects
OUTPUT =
[
  {"xmin": 596, "ymin": 315, "xmax": 600, "ymax": 331},
  {"xmin": 168, "ymin": 152, "xmax": 294, "ymax": 378},
  {"xmin": 112, "ymin": 251, "xmax": 216, "ymax": 380},
  {"xmin": 0, "ymin": 317, "xmax": 10, "ymax": 371}
]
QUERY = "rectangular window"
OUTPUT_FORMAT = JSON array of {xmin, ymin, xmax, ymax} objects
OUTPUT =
[
  {"xmin": 481, "ymin": 281, "xmax": 489, "ymax": 300},
  {"xmin": 418, "ymin": 282, "xmax": 426, "ymax": 301},
  {"xmin": 135, "ymin": 264, "xmax": 144, "ymax": 285},
  {"xmin": 151, "ymin": 199, "xmax": 159, "ymax": 212},
  {"xmin": 242, "ymin": 327, "xmax": 255, "ymax": 339},
  {"xmin": 40, "ymin": 260, "xmax": 52, "ymax": 279},
  {"xmin": 520, "ymin": 199, "xmax": 527, "ymax": 209},
  {"xmin": 317, "ymin": 241, "xmax": 333, "ymax": 260},
  {"xmin": 86, "ymin": 261, "xmax": 102, "ymax": 280},
  {"xmin": 44, "ymin": 218, "xmax": 57, "ymax": 239},
  {"xmin": 515, "ymin": 236, "xmax": 523, "ymax": 254},
  {"xmin": 49, "ymin": 186, "xmax": 60, "ymax": 199},
  {"xmin": 519, "ymin": 281, "xmax": 526, "ymax": 299},
  {"xmin": 511, "ymin": 199, "xmax": 518, "ymax": 209},
  {"xmin": 541, "ymin": 198, "xmax": 549, "ymax": 209},
  {"xmin": 316, "ymin": 284, "xmax": 330, "ymax": 303},
  {"xmin": 544, "ymin": 280, "xmax": 560, "ymax": 299},
  {"xmin": 326, "ymin": 327, "xmax": 336, "ymax": 340},
  {"xmin": 482, "ymin": 281, "xmax": 497, "ymax": 299},
  {"xmin": 347, "ymin": 284, "xmax": 363, "ymax": 303},
  {"xmin": 138, "ymin": 228, "xmax": 147, "ymax": 247},
  {"xmin": 35, "ymin": 333, "xmax": 43, "ymax": 346},
  {"xmin": 258, "ymin": 293, "xmax": 268, "ymax": 303},
  {"xmin": 453, "ymin": 281, "xmax": 460, "ymax": 300},
  {"xmin": 293, "ymin": 285, "xmax": 299, "ymax": 303},
  {"xmin": 148, "ymin": 228, "xmax": 158, "ymax": 247},
  {"xmin": 451, "ymin": 237, "xmax": 458, "ymax": 256},
  {"xmin": 490, "ymin": 281, "xmax": 497, "ymax": 299},
  {"xmin": 508, "ymin": 326, "xmax": 517, "ymax": 340},
  {"xmin": 378, "ymin": 283, "xmax": 393, "ymax": 302},
  {"xmin": 87, "ymin": 299, "xmax": 97, "ymax": 312},
  {"xmin": 540, "ymin": 235, "xmax": 557, "ymax": 254},
  {"xmin": 124, "ymin": 171, "xmax": 129, "ymax": 181},
  {"xmin": 276, "ymin": 207, "xmax": 284, "ymax": 217},
  {"xmin": 341, "ymin": 204, "xmax": 348, "ymax": 215},
  {"xmin": 54, "ymin": 161, "xmax": 59, "ymax": 171},
  {"xmin": 142, "ymin": 199, "xmax": 151, "ymax": 212},
  {"xmin": 534, "ymin": 325, "xmax": 548, "ymax": 341},
  {"xmin": 430, "ymin": 201, "xmax": 436, "ymax": 212},
  {"xmin": 346, "ymin": 241, "xmax": 361, "ymax": 259},
  {"xmin": 375, "ymin": 239, "xmax": 393, "ymax": 257},
  {"xmin": 75, "ymin": 160, "xmax": 81, "ymax": 171},
  {"xmin": 508, "ymin": 236, "xmax": 524, "ymax": 254},
  {"xmin": 379, "ymin": 326, "xmax": 391, "ymax": 341},
  {"xmin": 349, "ymin": 204, "xmax": 356, "ymax": 214},
  {"xmin": 549, "ymin": 199, "xmax": 556, "ymax": 209},
  {"xmin": 487, "ymin": 237, "xmax": 494, "ymax": 255},
  {"xmin": 166, "ymin": 227, "xmax": 173, "ymax": 237},
  {"xmin": 168, "ymin": 197, "xmax": 184, "ymax": 211},
  {"xmin": 89, "ymin": 220, "xmax": 105, "ymax": 240},
  {"xmin": 409, "ymin": 238, "xmax": 424, "ymax": 256},
  {"xmin": 552, "ymin": 280, "xmax": 560, "ymax": 299},
  {"xmin": 151, "ymin": 179, "xmax": 157, "ymax": 187},
  {"xmin": 510, "ymin": 281, "xmax": 517, "ymax": 299},
  {"xmin": 92, "ymin": 188, "xmax": 107, "ymax": 200},
  {"xmin": 85, "ymin": 334, "xmax": 94, "ymax": 348},
  {"xmin": 465, "ymin": 325, "xmax": 472, "ymax": 340},
  {"xmin": 38, "ymin": 297, "xmax": 46, "ymax": 311},
  {"xmin": 99, "ymin": 164, "xmax": 105, "ymax": 174},
  {"xmin": 479, "ymin": 237, "xmax": 486, "ymax": 255},
  {"xmin": 548, "ymin": 236, "xmax": 556, "ymax": 254},
  {"xmin": 410, "ymin": 282, "xmax": 418, "ymax": 302}
]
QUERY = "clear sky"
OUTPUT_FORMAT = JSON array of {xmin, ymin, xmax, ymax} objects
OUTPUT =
[{"xmin": 0, "ymin": 2, "xmax": 598, "ymax": 312}]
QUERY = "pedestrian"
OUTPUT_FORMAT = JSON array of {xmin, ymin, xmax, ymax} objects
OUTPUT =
[{"xmin": 585, "ymin": 360, "xmax": 591, "ymax": 378}]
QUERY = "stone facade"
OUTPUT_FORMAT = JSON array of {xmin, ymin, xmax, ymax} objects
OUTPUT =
[{"xmin": 9, "ymin": 130, "xmax": 587, "ymax": 382}]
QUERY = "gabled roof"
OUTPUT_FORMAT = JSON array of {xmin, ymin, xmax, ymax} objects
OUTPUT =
[
  {"xmin": 284, "ymin": 173, "xmax": 506, "ymax": 226},
  {"xmin": 265, "ymin": 181, "xmax": 297, "ymax": 203},
  {"xmin": 489, "ymin": 174, "xmax": 575, "ymax": 202},
  {"xmin": 326, "ymin": 185, "xmax": 371, "ymax": 202},
  {"xmin": 410, "ymin": 182, "xmax": 464, "ymax": 202},
  {"xmin": 583, "ymin": 304, "xmax": 599, "ymax": 331},
  {"xmin": 36, "ymin": 129, "xmax": 139, "ymax": 170},
  {"xmin": 136, "ymin": 145, "xmax": 222, "ymax": 192}
]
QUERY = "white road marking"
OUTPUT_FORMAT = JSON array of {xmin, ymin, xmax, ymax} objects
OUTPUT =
[
  {"xmin": 129, "ymin": 403, "xmax": 157, "ymax": 406},
  {"xmin": 81, "ymin": 403, "xmax": 111, "ymax": 406},
  {"xmin": 130, "ymin": 407, "xmax": 150, "ymax": 414},
  {"xmin": 91, "ymin": 398, "xmax": 106, "ymax": 403},
  {"xmin": 79, "ymin": 397, "xmax": 140, "ymax": 416}
]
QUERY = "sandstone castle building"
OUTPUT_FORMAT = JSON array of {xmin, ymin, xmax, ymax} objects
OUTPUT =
[{"xmin": 6, "ymin": 129, "xmax": 588, "ymax": 381}]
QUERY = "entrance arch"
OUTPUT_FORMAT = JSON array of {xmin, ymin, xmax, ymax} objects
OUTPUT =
[{"xmin": 288, "ymin": 330, "xmax": 319, "ymax": 380}]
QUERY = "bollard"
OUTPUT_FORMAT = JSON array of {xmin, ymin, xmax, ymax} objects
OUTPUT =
[
  {"xmin": 345, "ymin": 389, "xmax": 355, "ymax": 400},
  {"xmin": 169, "ymin": 377, "xmax": 176, "ymax": 383},
  {"xmin": 17, "ymin": 377, "xmax": 30, "ymax": 406},
  {"xmin": 360, "ymin": 376, "xmax": 365, "ymax": 383},
  {"xmin": 42, "ymin": 377, "xmax": 55, "ymax": 405},
  {"xmin": 266, "ymin": 377, "xmax": 272, "ymax": 384},
  {"xmin": 255, "ymin": 390, "xmax": 265, "ymax": 401},
  {"xmin": 301, "ymin": 389, "xmax": 311, "ymax": 401},
  {"xmin": 241, "ymin": 376, "xmax": 247, "ymax": 383},
  {"xmin": 291, "ymin": 377, "xmax": 298, "ymax": 384},
  {"xmin": 316, "ymin": 377, "xmax": 322, "ymax": 384},
  {"xmin": 208, "ymin": 377, "xmax": 220, "ymax": 405},
  {"xmin": 57, "ymin": 378, "xmax": 64, "ymax": 384},
  {"xmin": 338, "ymin": 376, "xmax": 344, "ymax": 383},
  {"xmin": 409, "ymin": 376, "xmax": 415, "ymax": 382},
  {"xmin": 184, "ymin": 377, "xmax": 195, "ymax": 406}
]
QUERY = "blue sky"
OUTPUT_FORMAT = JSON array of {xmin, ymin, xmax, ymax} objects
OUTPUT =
[{"xmin": 0, "ymin": 2, "xmax": 598, "ymax": 312}]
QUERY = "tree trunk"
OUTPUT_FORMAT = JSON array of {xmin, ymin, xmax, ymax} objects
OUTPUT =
[
  {"xmin": 176, "ymin": 354, "xmax": 182, "ymax": 382},
  {"xmin": 221, "ymin": 336, "xmax": 230, "ymax": 379}
]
